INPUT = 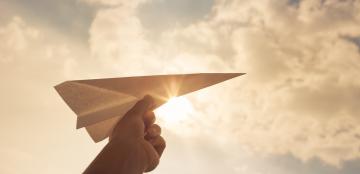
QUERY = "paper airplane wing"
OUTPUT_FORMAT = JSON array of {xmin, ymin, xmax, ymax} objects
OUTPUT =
[{"xmin": 55, "ymin": 73, "xmax": 244, "ymax": 142}]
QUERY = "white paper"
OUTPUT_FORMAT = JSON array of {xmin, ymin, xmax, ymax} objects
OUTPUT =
[{"xmin": 55, "ymin": 73, "xmax": 244, "ymax": 142}]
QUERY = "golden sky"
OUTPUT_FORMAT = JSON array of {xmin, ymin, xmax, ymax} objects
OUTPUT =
[{"xmin": 0, "ymin": 0, "xmax": 360, "ymax": 173}]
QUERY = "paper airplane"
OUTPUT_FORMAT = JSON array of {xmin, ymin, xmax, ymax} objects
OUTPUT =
[{"xmin": 55, "ymin": 73, "xmax": 244, "ymax": 142}]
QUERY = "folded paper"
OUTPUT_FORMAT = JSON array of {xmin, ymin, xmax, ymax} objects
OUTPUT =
[{"xmin": 55, "ymin": 73, "xmax": 244, "ymax": 142}]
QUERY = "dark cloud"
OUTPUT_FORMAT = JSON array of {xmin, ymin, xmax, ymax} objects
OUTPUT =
[
  {"xmin": 344, "ymin": 36, "xmax": 360, "ymax": 51},
  {"xmin": 138, "ymin": 0, "xmax": 214, "ymax": 33},
  {"xmin": 0, "ymin": 0, "xmax": 97, "ymax": 41}
]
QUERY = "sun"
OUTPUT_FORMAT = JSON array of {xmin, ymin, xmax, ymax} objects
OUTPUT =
[{"xmin": 154, "ymin": 96, "xmax": 194, "ymax": 126}]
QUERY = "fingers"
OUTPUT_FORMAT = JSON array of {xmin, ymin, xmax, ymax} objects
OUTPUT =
[
  {"xmin": 124, "ymin": 95, "xmax": 154, "ymax": 120},
  {"xmin": 148, "ymin": 136, "xmax": 166, "ymax": 157},
  {"xmin": 145, "ymin": 124, "xmax": 166, "ymax": 157},
  {"xmin": 144, "ymin": 111, "xmax": 156, "ymax": 129},
  {"xmin": 112, "ymin": 95, "xmax": 154, "ymax": 141},
  {"xmin": 145, "ymin": 124, "xmax": 161, "ymax": 139}
]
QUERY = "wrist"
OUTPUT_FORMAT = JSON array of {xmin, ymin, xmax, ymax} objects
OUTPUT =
[
  {"xmin": 108, "ymin": 138, "xmax": 149, "ymax": 173},
  {"xmin": 84, "ymin": 139, "xmax": 147, "ymax": 174}
]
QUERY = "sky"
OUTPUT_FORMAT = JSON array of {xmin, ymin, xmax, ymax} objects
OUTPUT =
[{"xmin": 0, "ymin": 0, "xmax": 360, "ymax": 173}]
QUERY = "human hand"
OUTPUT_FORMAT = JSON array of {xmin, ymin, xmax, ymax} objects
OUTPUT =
[
  {"xmin": 84, "ymin": 95, "xmax": 166, "ymax": 174},
  {"xmin": 110, "ymin": 95, "xmax": 166, "ymax": 172}
]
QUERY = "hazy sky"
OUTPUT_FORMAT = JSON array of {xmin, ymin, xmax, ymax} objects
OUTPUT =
[{"xmin": 0, "ymin": 0, "xmax": 360, "ymax": 173}]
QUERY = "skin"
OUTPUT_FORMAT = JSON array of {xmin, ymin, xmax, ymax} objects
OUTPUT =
[{"xmin": 84, "ymin": 95, "xmax": 166, "ymax": 174}]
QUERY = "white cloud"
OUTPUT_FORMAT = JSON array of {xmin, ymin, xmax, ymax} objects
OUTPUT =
[
  {"xmin": 0, "ymin": 16, "xmax": 104, "ymax": 174},
  {"xmin": 0, "ymin": 17, "xmax": 39, "ymax": 62},
  {"xmin": 2, "ymin": 0, "xmax": 359, "ymax": 173},
  {"xmin": 212, "ymin": 0, "xmax": 360, "ymax": 167},
  {"xmin": 86, "ymin": 0, "xmax": 360, "ymax": 168}
]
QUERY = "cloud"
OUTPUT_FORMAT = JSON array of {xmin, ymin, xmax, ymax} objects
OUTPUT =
[
  {"xmin": 0, "ymin": 16, "xmax": 105, "ymax": 173},
  {"xmin": 86, "ymin": 0, "xmax": 360, "ymax": 167},
  {"xmin": 2, "ymin": 0, "xmax": 358, "ymax": 172},
  {"xmin": 137, "ymin": 0, "xmax": 214, "ymax": 33},
  {"xmin": 80, "ymin": 0, "xmax": 148, "ymax": 7},
  {"xmin": 0, "ymin": 17, "xmax": 39, "ymax": 62},
  {"xmin": 209, "ymin": 0, "xmax": 360, "ymax": 167}
]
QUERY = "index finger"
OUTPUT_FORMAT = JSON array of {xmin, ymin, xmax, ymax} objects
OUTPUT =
[{"xmin": 124, "ymin": 95, "xmax": 154, "ymax": 120}]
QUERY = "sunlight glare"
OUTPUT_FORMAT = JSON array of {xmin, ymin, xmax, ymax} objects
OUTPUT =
[{"xmin": 155, "ymin": 96, "xmax": 194, "ymax": 126}]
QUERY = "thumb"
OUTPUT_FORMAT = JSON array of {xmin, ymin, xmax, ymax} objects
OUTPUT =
[{"xmin": 124, "ymin": 95, "xmax": 154, "ymax": 120}]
